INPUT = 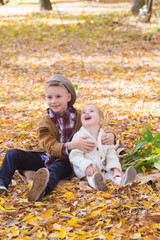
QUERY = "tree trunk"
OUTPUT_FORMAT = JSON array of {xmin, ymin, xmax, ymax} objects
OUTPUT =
[
  {"xmin": 145, "ymin": 0, "xmax": 153, "ymax": 22},
  {"xmin": 136, "ymin": 173, "xmax": 160, "ymax": 184},
  {"xmin": 0, "ymin": 0, "xmax": 4, "ymax": 5},
  {"xmin": 131, "ymin": 0, "xmax": 145, "ymax": 15},
  {"xmin": 39, "ymin": 0, "xmax": 52, "ymax": 11}
]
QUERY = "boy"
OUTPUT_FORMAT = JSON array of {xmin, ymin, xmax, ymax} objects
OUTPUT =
[
  {"xmin": 0, "ymin": 75, "xmax": 115, "ymax": 201},
  {"xmin": 69, "ymin": 103, "xmax": 136, "ymax": 191}
]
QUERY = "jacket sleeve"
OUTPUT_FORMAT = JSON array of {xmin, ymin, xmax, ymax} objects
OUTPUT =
[
  {"xmin": 103, "ymin": 146, "xmax": 122, "ymax": 172},
  {"xmin": 37, "ymin": 113, "xmax": 65, "ymax": 159},
  {"xmin": 37, "ymin": 127, "xmax": 64, "ymax": 158}
]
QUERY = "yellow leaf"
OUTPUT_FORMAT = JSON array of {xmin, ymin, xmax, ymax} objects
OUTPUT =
[
  {"xmin": 48, "ymin": 229, "xmax": 66, "ymax": 238},
  {"xmin": 138, "ymin": 180, "xmax": 148, "ymax": 185},
  {"xmin": 103, "ymin": 193, "xmax": 110, "ymax": 198},
  {"xmin": 0, "ymin": 205, "xmax": 5, "ymax": 211},
  {"xmin": 12, "ymin": 230, "xmax": 19, "ymax": 237},
  {"xmin": 75, "ymin": 231, "xmax": 87, "ymax": 235},
  {"xmin": 35, "ymin": 231, "xmax": 47, "ymax": 238},
  {"xmin": 34, "ymin": 202, "xmax": 47, "ymax": 206},
  {"xmin": 52, "ymin": 223, "xmax": 62, "ymax": 230},
  {"xmin": 48, "ymin": 233, "xmax": 60, "ymax": 238},
  {"xmin": 24, "ymin": 217, "xmax": 39, "ymax": 223},
  {"xmin": 10, "ymin": 226, "xmax": 18, "ymax": 231},
  {"xmin": 0, "ymin": 198, "xmax": 5, "ymax": 204},
  {"xmin": 60, "ymin": 208, "xmax": 69, "ymax": 212},
  {"xmin": 95, "ymin": 221, "xmax": 103, "ymax": 228},
  {"xmin": 104, "ymin": 234, "xmax": 112, "ymax": 240},
  {"xmin": 154, "ymin": 148, "xmax": 160, "ymax": 153},
  {"xmin": 24, "ymin": 217, "xmax": 42, "ymax": 226},
  {"xmin": 20, "ymin": 229, "xmax": 29, "ymax": 234},
  {"xmin": 14, "ymin": 237, "xmax": 32, "ymax": 240},
  {"xmin": 122, "ymin": 205, "xmax": 133, "ymax": 208},
  {"xmin": 59, "ymin": 227, "xmax": 67, "ymax": 238},
  {"xmin": 67, "ymin": 218, "xmax": 79, "ymax": 226},
  {"xmin": 22, "ymin": 214, "xmax": 34, "ymax": 222},
  {"xmin": 91, "ymin": 208, "xmax": 104, "ymax": 216},
  {"xmin": 42, "ymin": 209, "xmax": 54, "ymax": 218},
  {"xmin": 155, "ymin": 224, "xmax": 160, "ymax": 230},
  {"xmin": 141, "ymin": 166, "xmax": 146, "ymax": 173},
  {"xmin": 64, "ymin": 191, "xmax": 75, "ymax": 198}
]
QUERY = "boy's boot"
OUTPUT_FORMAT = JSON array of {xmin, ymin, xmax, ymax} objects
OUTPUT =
[
  {"xmin": 27, "ymin": 168, "xmax": 49, "ymax": 201},
  {"xmin": 0, "ymin": 180, "xmax": 8, "ymax": 196},
  {"xmin": 120, "ymin": 166, "xmax": 136, "ymax": 185},
  {"xmin": 93, "ymin": 172, "xmax": 108, "ymax": 191}
]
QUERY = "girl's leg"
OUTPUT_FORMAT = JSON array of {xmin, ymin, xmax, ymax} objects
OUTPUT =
[
  {"xmin": 87, "ymin": 172, "xmax": 108, "ymax": 191},
  {"xmin": 0, "ymin": 149, "xmax": 45, "ymax": 187},
  {"xmin": 104, "ymin": 172, "xmax": 121, "ymax": 185},
  {"xmin": 86, "ymin": 175, "xmax": 97, "ymax": 189},
  {"xmin": 119, "ymin": 166, "xmax": 137, "ymax": 185},
  {"xmin": 104, "ymin": 167, "xmax": 137, "ymax": 186}
]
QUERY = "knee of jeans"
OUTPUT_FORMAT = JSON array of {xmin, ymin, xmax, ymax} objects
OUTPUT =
[{"xmin": 6, "ymin": 149, "xmax": 20, "ymax": 159}]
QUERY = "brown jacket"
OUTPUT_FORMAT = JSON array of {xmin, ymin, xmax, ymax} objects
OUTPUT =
[{"xmin": 35, "ymin": 109, "xmax": 81, "ymax": 159}]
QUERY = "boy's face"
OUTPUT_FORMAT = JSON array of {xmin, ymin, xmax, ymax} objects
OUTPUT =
[
  {"xmin": 81, "ymin": 105, "xmax": 102, "ymax": 128},
  {"xmin": 46, "ymin": 85, "xmax": 71, "ymax": 114}
]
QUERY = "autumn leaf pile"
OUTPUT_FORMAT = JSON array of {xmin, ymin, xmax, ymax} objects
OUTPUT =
[{"xmin": 0, "ymin": 1, "xmax": 160, "ymax": 239}]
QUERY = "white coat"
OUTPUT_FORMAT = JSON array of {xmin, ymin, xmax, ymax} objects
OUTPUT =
[{"xmin": 69, "ymin": 126, "xmax": 122, "ymax": 179}]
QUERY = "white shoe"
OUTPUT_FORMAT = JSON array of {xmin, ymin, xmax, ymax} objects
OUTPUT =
[
  {"xmin": 27, "ymin": 168, "xmax": 49, "ymax": 201},
  {"xmin": 93, "ymin": 172, "xmax": 108, "ymax": 191},
  {"xmin": 120, "ymin": 166, "xmax": 136, "ymax": 185}
]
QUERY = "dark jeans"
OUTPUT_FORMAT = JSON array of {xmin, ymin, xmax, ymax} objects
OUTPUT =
[{"xmin": 0, "ymin": 149, "xmax": 73, "ymax": 195}]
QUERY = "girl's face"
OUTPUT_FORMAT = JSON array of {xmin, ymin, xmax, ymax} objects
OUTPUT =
[
  {"xmin": 81, "ymin": 104, "xmax": 102, "ymax": 128},
  {"xmin": 46, "ymin": 85, "xmax": 71, "ymax": 114}
]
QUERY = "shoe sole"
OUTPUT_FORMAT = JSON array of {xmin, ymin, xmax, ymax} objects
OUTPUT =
[
  {"xmin": 122, "ymin": 166, "xmax": 137, "ymax": 185},
  {"xmin": 0, "ymin": 188, "xmax": 8, "ymax": 196},
  {"xmin": 27, "ymin": 168, "xmax": 49, "ymax": 201},
  {"xmin": 94, "ymin": 172, "xmax": 108, "ymax": 191}
]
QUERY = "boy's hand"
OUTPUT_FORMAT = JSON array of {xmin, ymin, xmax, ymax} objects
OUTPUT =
[
  {"xmin": 67, "ymin": 136, "xmax": 95, "ymax": 153},
  {"xmin": 101, "ymin": 133, "xmax": 115, "ymax": 145},
  {"xmin": 113, "ymin": 168, "xmax": 122, "ymax": 179},
  {"xmin": 85, "ymin": 165, "xmax": 94, "ymax": 176}
]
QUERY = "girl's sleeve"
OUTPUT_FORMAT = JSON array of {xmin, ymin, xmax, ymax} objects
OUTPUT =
[{"xmin": 104, "ymin": 146, "xmax": 122, "ymax": 172}]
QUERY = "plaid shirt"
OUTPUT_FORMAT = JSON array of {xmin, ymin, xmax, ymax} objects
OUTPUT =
[{"xmin": 41, "ymin": 107, "xmax": 77, "ymax": 168}]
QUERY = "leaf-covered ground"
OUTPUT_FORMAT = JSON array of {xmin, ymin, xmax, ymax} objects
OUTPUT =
[{"xmin": 0, "ymin": 1, "xmax": 160, "ymax": 239}]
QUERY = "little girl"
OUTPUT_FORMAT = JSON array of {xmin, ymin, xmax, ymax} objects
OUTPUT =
[{"xmin": 69, "ymin": 103, "xmax": 136, "ymax": 191}]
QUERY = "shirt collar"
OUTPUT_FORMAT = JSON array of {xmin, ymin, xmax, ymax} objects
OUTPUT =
[{"xmin": 49, "ymin": 107, "xmax": 70, "ymax": 120}]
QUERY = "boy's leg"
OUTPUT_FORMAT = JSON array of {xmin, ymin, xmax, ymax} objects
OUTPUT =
[
  {"xmin": 27, "ymin": 168, "xmax": 49, "ymax": 201},
  {"xmin": 45, "ymin": 159, "xmax": 73, "ymax": 195},
  {"xmin": 0, "ymin": 149, "xmax": 45, "ymax": 188},
  {"xmin": 27, "ymin": 159, "xmax": 73, "ymax": 201}
]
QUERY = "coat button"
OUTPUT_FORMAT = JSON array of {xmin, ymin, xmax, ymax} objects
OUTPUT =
[{"xmin": 96, "ymin": 147, "xmax": 99, "ymax": 151}]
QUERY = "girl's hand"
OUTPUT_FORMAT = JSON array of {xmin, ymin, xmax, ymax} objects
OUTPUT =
[
  {"xmin": 85, "ymin": 165, "xmax": 94, "ymax": 176},
  {"xmin": 67, "ymin": 136, "xmax": 95, "ymax": 153},
  {"xmin": 101, "ymin": 133, "xmax": 115, "ymax": 145},
  {"xmin": 113, "ymin": 168, "xmax": 122, "ymax": 179}
]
